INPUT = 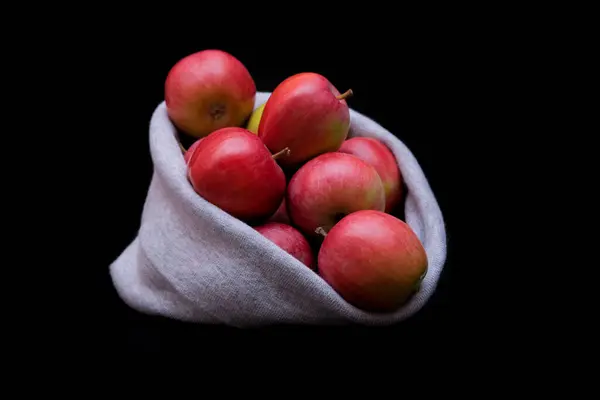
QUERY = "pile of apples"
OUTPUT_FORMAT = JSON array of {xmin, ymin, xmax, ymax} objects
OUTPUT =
[{"xmin": 164, "ymin": 49, "xmax": 428, "ymax": 313}]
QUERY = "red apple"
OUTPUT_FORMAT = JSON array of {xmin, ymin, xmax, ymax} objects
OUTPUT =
[
  {"xmin": 339, "ymin": 137, "xmax": 403, "ymax": 213},
  {"xmin": 287, "ymin": 152, "xmax": 385, "ymax": 237},
  {"xmin": 165, "ymin": 49, "xmax": 256, "ymax": 138},
  {"xmin": 267, "ymin": 198, "xmax": 291, "ymax": 225},
  {"xmin": 258, "ymin": 72, "xmax": 352, "ymax": 168},
  {"xmin": 187, "ymin": 127, "xmax": 286, "ymax": 222},
  {"xmin": 255, "ymin": 222, "xmax": 315, "ymax": 270},
  {"xmin": 318, "ymin": 210, "xmax": 428, "ymax": 312},
  {"xmin": 183, "ymin": 138, "xmax": 203, "ymax": 164}
]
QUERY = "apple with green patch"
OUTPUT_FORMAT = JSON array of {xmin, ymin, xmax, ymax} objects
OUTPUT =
[{"xmin": 258, "ymin": 72, "xmax": 352, "ymax": 168}]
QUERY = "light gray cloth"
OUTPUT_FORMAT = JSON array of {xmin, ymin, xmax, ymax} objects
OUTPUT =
[{"xmin": 110, "ymin": 92, "xmax": 447, "ymax": 328}]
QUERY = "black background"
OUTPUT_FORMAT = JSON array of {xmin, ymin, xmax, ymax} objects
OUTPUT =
[{"xmin": 73, "ymin": 28, "xmax": 486, "ymax": 354}]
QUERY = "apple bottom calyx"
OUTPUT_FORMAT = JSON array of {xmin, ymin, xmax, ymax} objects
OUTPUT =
[{"xmin": 209, "ymin": 103, "xmax": 227, "ymax": 121}]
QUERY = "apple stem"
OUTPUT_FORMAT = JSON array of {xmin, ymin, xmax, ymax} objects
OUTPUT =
[
  {"xmin": 336, "ymin": 89, "xmax": 353, "ymax": 101},
  {"xmin": 272, "ymin": 147, "xmax": 291, "ymax": 160},
  {"xmin": 175, "ymin": 132, "xmax": 187, "ymax": 154},
  {"xmin": 315, "ymin": 227, "xmax": 328, "ymax": 237}
]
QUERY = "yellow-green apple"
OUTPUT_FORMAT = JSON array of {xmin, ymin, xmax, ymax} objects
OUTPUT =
[
  {"xmin": 317, "ymin": 210, "xmax": 427, "ymax": 312},
  {"xmin": 258, "ymin": 72, "xmax": 352, "ymax": 168},
  {"xmin": 187, "ymin": 127, "xmax": 288, "ymax": 223},
  {"xmin": 287, "ymin": 152, "xmax": 385, "ymax": 237},
  {"xmin": 255, "ymin": 222, "xmax": 315, "ymax": 270},
  {"xmin": 245, "ymin": 102, "xmax": 265, "ymax": 134},
  {"xmin": 165, "ymin": 49, "xmax": 256, "ymax": 138},
  {"xmin": 339, "ymin": 137, "xmax": 403, "ymax": 213}
]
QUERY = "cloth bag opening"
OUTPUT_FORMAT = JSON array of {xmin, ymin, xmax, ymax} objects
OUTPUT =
[{"xmin": 109, "ymin": 91, "xmax": 447, "ymax": 328}]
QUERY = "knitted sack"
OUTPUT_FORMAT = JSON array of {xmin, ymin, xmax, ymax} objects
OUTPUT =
[{"xmin": 109, "ymin": 92, "xmax": 447, "ymax": 328}]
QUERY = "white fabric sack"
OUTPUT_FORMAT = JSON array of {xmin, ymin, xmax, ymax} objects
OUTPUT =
[{"xmin": 110, "ymin": 91, "xmax": 447, "ymax": 328}]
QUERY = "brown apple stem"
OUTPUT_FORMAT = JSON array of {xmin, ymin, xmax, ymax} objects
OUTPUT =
[
  {"xmin": 272, "ymin": 147, "xmax": 291, "ymax": 160},
  {"xmin": 315, "ymin": 227, "xmax": 328, "ymax": 237},
  {"xmin": 178, "ymin": 141, "xmax": 186, "ymax": 154},
  {"xmin": 175, "ymin": 131, "xmax": 187, "ymax": 154},
  {"xmin": 336, "ymin": 89, "xmax": 353, "ymax": 101}
]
